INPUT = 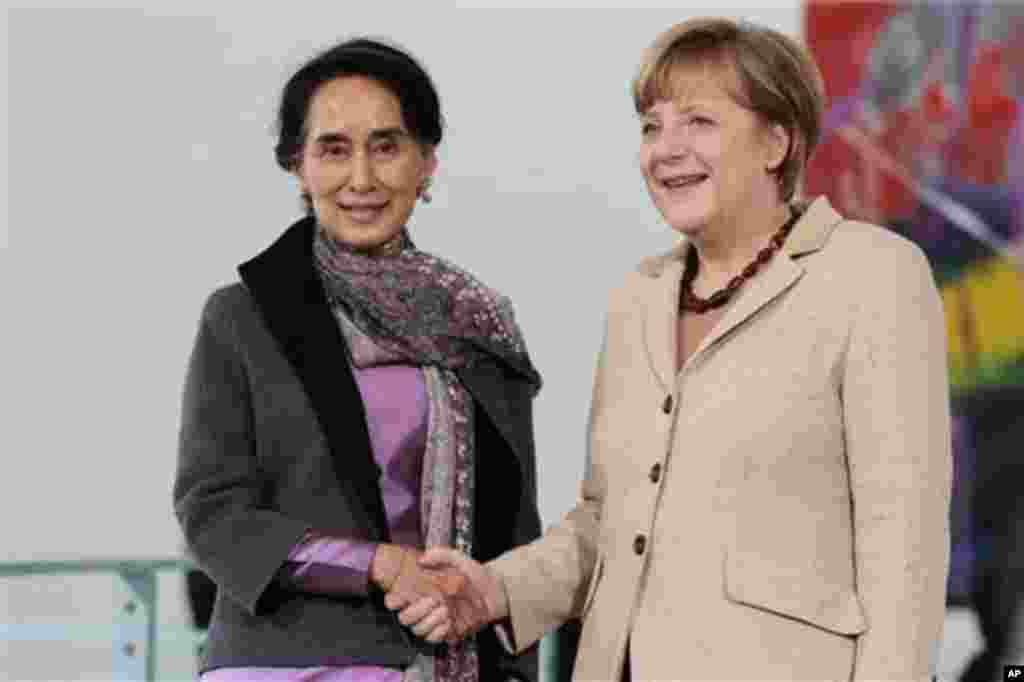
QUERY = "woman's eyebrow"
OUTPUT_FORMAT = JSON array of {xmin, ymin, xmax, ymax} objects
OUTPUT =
[
  {"xmin": 312, "ymin": 128, "xmax": 408, "ymax": 145},
  {"xmin": 368, "ymin": 127, "xmax": 409, "ymax": 142}
]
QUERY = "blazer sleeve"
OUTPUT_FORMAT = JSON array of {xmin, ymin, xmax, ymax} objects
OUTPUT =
[
  {"xmin": 487, "ymin": 329, "xmax": 608, "ymax": 653},
  {"xmin": 841, "ymin": 243, "xmax": 952, "ymax": 681},
  {"xmin": 173, "ymin": 290, "xmax": 313, "ymax": 615}
]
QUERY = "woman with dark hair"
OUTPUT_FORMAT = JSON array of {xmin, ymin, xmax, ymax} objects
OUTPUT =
[{"xmin": 173, "ymin": 37, "xmax": 542, "ymax": 681}]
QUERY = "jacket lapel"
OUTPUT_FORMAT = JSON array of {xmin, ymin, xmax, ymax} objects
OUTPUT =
[
  {"xmin": 642, "ymin": 197, "xmax": 845, "ymax": 380},
  {"xmin": 458, "ymin": 360, "xmax": 534, "ymax": 467},
  {"xmin": 643, "ymin": 254, "xmax": 685, "ymax": 392},
  {"xmin": 238, "ymin": 217, "xmax": 390, "ymax": 539},
  {"xmin": 685, "ymin": 254, "xmax": 804, "ymax": 367}
]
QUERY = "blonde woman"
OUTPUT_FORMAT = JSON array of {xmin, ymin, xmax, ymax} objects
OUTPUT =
[{"xmin": 393, "ymin": 18, "xmax": 952, "ymax": 682}]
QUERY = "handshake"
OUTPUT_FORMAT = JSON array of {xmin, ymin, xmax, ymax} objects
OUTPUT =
[{"xmin": 370, "ymin": 545, "xmax": 508, "ymax": 643}]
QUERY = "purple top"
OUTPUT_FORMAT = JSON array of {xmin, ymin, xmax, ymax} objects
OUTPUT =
[{"xmin": 202, "ymin": 363, "xmax": 427, "ymax": 681}]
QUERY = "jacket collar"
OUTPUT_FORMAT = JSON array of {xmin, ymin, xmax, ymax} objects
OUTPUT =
[
  {"xmin": 642, "ymin": 196, "xmax": 843, "ymax": 390},
  {"xmin": 238, "ymin": 216, "xmax": 390, "ymax": 538},
  {"xmin": 237, "ymin": 217, "xmax": 535, "ymax": 535}
]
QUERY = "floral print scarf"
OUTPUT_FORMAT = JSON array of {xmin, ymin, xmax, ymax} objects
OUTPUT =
[{"xmin": 313, "ymin": 226, "xmax": 541, "ymax": 682}]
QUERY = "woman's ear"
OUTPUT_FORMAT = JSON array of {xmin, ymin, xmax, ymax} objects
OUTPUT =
[
  {"xmin": 423, "ymin": 146, "xmax": 439, "ymax": 183},
  {"xmin": 291, "ymin": 163, "xmax": 313, "ymax": 212},
  {"xmin": 764, "ymin": 123, "xmax": 791, "ymax": 173},
  {"xmin": 289, "ymin": 155, "xmax": 306, "ymax": 188}
]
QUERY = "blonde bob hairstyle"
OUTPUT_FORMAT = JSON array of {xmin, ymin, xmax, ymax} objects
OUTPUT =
[{"xmin": 633, "ymin": 17, "xmax": 825, "ymax": 202}]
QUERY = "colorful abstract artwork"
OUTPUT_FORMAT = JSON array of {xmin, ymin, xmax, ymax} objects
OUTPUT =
[{"xmin": 805, "ymin": 1, "xmax": 1024, "ymax": 604}]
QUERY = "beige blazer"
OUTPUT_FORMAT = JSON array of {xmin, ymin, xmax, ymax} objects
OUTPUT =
[{"xmin": 490, "ymin": 197, "xmax": 952, "ymax": 681}]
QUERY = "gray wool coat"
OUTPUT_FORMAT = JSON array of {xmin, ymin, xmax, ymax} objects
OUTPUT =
[{"xmin": 173, "ymin": 217, "xmax": 542, "ymax": 679}]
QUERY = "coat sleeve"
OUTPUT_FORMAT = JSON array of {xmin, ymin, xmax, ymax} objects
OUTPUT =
[
  {"xmin": 173, "ymin": 290, "xmax": 313, "ymax": 615},
  {"xmin": 842, "ymin": 242, "xmax": 952, "ymax": 681},
  {"xmin": 486, "ymin": 328, "xmax": 608, "ymax": 653}
]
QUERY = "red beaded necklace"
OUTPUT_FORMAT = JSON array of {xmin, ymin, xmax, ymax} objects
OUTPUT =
[{"xmin": 679, "ymin": 209, "xmax": 800, "ymax": 314}]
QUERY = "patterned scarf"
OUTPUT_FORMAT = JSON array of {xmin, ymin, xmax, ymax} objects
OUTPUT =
[{"xmin": 313, "ymin": 226, "xmax": 541, "ymax": 682}]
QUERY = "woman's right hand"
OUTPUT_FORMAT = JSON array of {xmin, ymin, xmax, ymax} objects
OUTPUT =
[
  {"xmin": 371, "ymin": 544, "xmax": 465, "ymax": 603},
  {"xmin": 371, "ymin": 544, "xmax": 465, "ymax": 641},
  {"xmin": 384, "ymin": 547, "xmax": 508, "ymax": 643}
]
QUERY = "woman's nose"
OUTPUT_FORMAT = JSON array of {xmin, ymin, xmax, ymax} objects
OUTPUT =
[
  {"xmin": 653, "ymin": 128, "xmax": 692, "ymax": 163},
  {"xmin": 348, "ymin": 152, "xmax": 377, "ymax": 192}
]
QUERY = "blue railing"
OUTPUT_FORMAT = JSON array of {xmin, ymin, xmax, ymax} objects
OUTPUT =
[
  {"xmin": 1, "ymin": 559, "xmax": 567, "ymax": 681},
  {"xmin": 0, "ymin": 558, "xmax": 202, "ymax": 681}
]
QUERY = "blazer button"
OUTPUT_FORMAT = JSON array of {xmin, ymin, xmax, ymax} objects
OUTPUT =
[
  {"xmin": 649, "ymin": 462, "xmax": 662, "ymax": 483},
  {"xmin": 633, "ymin": 534, "xmax": 647, "ymax": 555},
  {"xmin": 662, "ymin": 395, "xmax": 673, "ymax": 414}
]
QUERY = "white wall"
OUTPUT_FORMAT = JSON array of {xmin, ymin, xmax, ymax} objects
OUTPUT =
[{"xmin": 3, "ymin": 4, "xmax": 823, "ymax": 679}]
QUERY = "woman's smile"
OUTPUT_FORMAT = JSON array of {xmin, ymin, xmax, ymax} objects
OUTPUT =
[
  {"xmin": 338, "ymin": 199, "xmax": 392, "ymax": 224},
  {"xmin": 658, "ymin": 172, "xmax": 710, "ymax": 190}
]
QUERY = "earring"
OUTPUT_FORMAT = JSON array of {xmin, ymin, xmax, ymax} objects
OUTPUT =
[{"xmin": 418, "ymin": 177, "xmax": 433, "ymax": 204}]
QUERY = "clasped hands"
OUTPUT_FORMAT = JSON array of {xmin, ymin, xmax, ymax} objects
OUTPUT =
[{"xmin": 372, "ymin": 545, "xmax": 506, "ymax": 643}]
